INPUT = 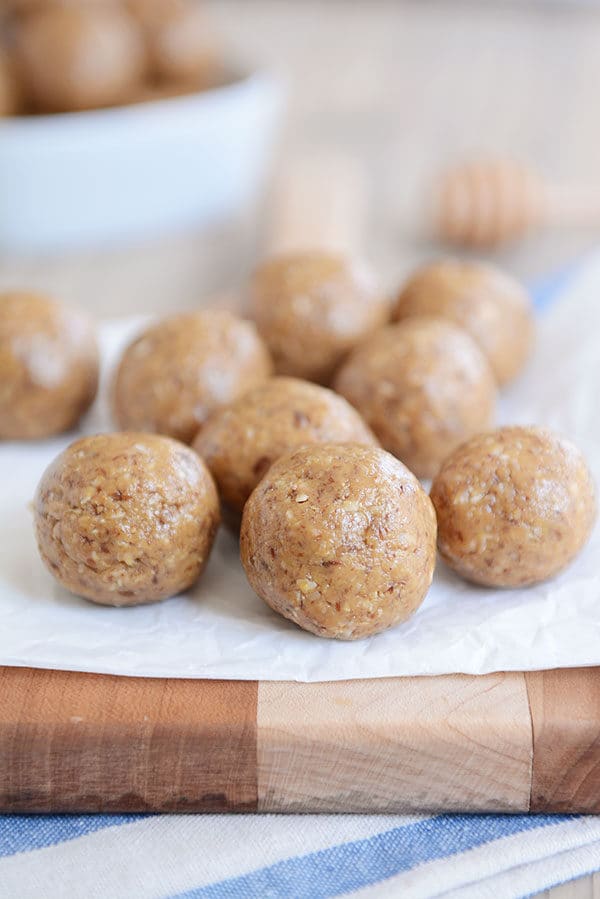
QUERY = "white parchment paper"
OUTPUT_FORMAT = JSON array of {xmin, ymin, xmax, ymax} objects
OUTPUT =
[{"xmin": 1, "ymin": 256, "xmax": 599, "ymax": 680}]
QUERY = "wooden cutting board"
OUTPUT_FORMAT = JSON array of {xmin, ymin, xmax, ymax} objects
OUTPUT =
[{"xmin": 2, "ymin": 666, "xmax": 599, "ymax": 814}]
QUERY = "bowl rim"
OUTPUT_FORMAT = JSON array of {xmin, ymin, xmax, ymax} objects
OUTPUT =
[{"xmin": 0, "ymin": 65, "xmax": 279, "ymax": 132}]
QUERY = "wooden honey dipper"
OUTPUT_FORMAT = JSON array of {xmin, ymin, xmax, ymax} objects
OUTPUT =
[{"xmin": 429, "ymin": 157, "xmax": 600, "ymax": 248}]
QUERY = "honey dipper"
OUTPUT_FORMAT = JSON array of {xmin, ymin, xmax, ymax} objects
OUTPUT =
[{"xmin": 429, "ymin": 157, "xmax": 600, "ymax": 248}]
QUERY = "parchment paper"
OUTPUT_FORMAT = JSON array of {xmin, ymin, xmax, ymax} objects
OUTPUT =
[{"xmin": 1, "ymin": 255, "xmax": 599, "ymax": 680}]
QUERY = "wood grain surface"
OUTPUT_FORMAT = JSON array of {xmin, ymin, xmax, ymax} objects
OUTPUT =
[
  {"xmin": 1, "ymin": 666, "xmax": 599, "ymax": 814},
  {"xmin": 527, "ymin": 669, "xmax": 600, "ymax": 814},
  {"xmin": 257, "ymin": 674, "xmax": 531, "ymax": 813},
  {"xmin": 0, "ymin": 668, "xmax": 258, "ymax": 813}
]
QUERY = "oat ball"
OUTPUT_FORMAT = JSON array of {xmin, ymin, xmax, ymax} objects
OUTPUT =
[
  {"xmin": 126, "ymin": 0, "xmax": 218, "ymax": 86},
  {"xmin": 430, "ymin": 426, "xmax": 596, "ymax": 588},
  {"xmin": 113, "ymin": 309, "xmax": 272, "ymax": 444},
  {"xmin": 393, "ymin": 259, "xmax": 534, "ymax": 385},
  {"xmin": 240, "ymin": 443, "xmax": 437, "ymax": 640},
  {"xmin": 14, "ymin": 5, "xmax": 145, "ymax": 113},
  {"xmin": 0, "ymin": 52, "xmax": 20, "ymax": 117},
  {"xmin": 34, "ymin": 432, "xmax": 220, "ymax": 606},
  {"xmin": 0, "ymin": 291, "xmax": 99, "ymax": 440},
  {"xmin": 334, "ymin": 317, "xmax": 496, "ymax": 479},
  {"xmin": 249, "ymin": 251, "xmax": 389, "ymax": 385},
  {"xmin": 194, "ymin": 376, "xmax": 378, "ymax": 524}
]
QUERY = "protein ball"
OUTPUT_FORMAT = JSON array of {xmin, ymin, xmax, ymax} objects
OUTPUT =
[
  {"xmin": 0, "ymin": 291, "xmax": 99, "ymax": 440},
  {"xmin": 249, "ymin": 251, "xmax": 390, "ymax": 385},
  {"xmin": 240, "ymin": 443, "xmax": 437, "ymax": 640},
  {"xmin": 112, "ymin": 309, "xmax": 272, "ymax": 444},
  {"xmin": 0, "ymin": 52, "xmax": 20, "ymax": 117},
  {"xmin": 334, "ymin": 317, "xmax": 496, "ymax": 479},
  {"xmin": 194, "ymin": 376, "xmax": 378, "ymax": 524},
  {"xmin": 34, "ymin": 432, "xmax": 220, "ymax": 606},
  {"xmin": 126, "ymin": 0, "xmax": 219, "ymax": 86},
  {"xmin": 393, "ymin": 259, "xmax": 534, "ymax": 385},
  {"xmin": 430, "ymin": 426, "xmax": 596, "ymax": 588},
  {"xmin": 14, "ymin": 5, "xmax": 145, "ymax": 113}
]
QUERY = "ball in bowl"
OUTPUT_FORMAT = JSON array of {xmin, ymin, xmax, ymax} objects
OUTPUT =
[
  {"xmin": 0, "ymin": 291, "xmax": 99, "ymax": 440},
  {"xmin": 112, "ymin": 309, "xmax": 272, "ymax": 444},
  {"xmin": 14, "ymin": 4, "xmax": 146, "ymax": 113},
  {"xmin": 393, "ymin": 259, "xmax": 534, "ymax": 385},
  {"xmin": 249, "ymin": 251, "xmax": 389, "ymax": 384},
  {"xmin": 34, "ymin": 432, "xmax": 220, "ymax": 606},
  {"xmin": 194, "ymin": 376, "xmax": 378, "ymax": 525},
  {"xmin": 334, "ymin": 317, "xmax": 496, "ymax": 478},
  {"xmin": 430, "ymin": 426, "xmax": 596, "ymax": 587},
  {"xmin": 126, "ymin": 0, "xmax": 219, "ymax": 86},
  {"xmin": 240, "ymin": 443, "xmax": 437, "ymax": 640}
]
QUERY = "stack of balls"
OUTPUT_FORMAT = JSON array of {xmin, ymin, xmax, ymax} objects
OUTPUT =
[
  {"xmin": 0, "ymin": 0, "xmax": 220, "ymax": 116},
  {"xmin": 1, "ymin": 249, "xmax": 596, "ymax": 640}
]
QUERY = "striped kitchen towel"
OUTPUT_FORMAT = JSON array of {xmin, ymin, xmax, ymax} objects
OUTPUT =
[{"xmin": 1, "ymin": 812, "xmax": 600, "ymax": 898}]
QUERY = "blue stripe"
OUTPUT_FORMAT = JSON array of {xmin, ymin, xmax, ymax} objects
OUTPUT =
[
  {"xmin": 173, "ymin": 814, "xmax": 577, "ymax": 899},
  {"xmin": 0, "ymin": 814, "xmax": 149, "ymax": 859},
  {"xmin": 532, "ymin": 261, "xmax": 579, "ymax": 312}
]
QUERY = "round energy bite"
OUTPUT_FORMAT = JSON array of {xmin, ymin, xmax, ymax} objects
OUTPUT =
[
  {"xmin": 194, "ymin": 376, "xmax": 378, "ymax": 522},
  {"xmin": 249, "ymin": 251, "xmax": 389, "ymax": 384},
  {"xmin": 393, "ymin": 259, "xmax": 534, "ymax": 385},
  {"xmin": 34, "ymin": 432, "xmax": 220, "ymax": 606},
  {"xmin": 334, "ymin": 317, "xmax": 496, "ymax": 478},
  {"xmin": 0, "ymin": 291, "xmax": 99, "ymax": 440},
  {"xmin": 430, "ymin": 426, "xmax": 596, "ymax": 587},
  {"xmin": 126, "ymin": 0, "xmax": 218, "ymax": 85},
  {"xmin": 112, "ymin": 309, "xmax": 272, "ymax": 444},
  {"xmin": 240, "ymin": 443, "xmax": 437, "ymax": 640},
  {"xmin": 0, "ymin": 52, "xmax": 20, "ymax": 117},
  {"xmin": 14, "ymin": 5, "xmax": 145, "ymax": 113}
]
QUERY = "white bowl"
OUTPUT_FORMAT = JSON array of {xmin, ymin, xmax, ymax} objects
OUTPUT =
[{"xmin": 0, "ymin": 69, "xmax": 283, "ymax": 252}]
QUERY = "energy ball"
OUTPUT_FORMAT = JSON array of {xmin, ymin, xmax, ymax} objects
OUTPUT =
[
  {"xmin": 126, "ymin": 0, "xmax": 219, "ymax": 86},
  {"xmin": 112, "ymin": 309, "xmax": 272, "ymax": 444},
  {"xmin": 34, "ymin": 432, "xmax": 220, "ymax": 606},
  {"xmin": 393, "ymin": 259, "xmax": 534, "ymax": 385},
  {"xmin": 0, "ymin": 52, "xmax": 20, "ymax": 117},
  {"xmin": 0, "ymin": 291, "xmax": 99, "ymax": 440},
  {"xmin": 430, "ymin": 426, "xmax": 596, "ymax": 588},
  {"xmin": 14, "ymin": 5, "xmax": 146, "ymax": 113},
  {"xmin": 249, "ymin": 251, "xmax": 389, "ymax": 384},
  {"xmin": 334, "ymin": 317, "xmax": 496, "ymax": 479},
  {"xmin": 194, "ymin": 376, "xmax": 378, "ymax": 524},
  {"xmin": 240, "ymin": 443, "xmax": 437, "ymax": 640}
]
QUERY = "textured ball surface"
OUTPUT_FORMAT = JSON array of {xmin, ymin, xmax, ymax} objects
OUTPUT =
[
  {"xmin": 241, "ymin": 443, "xmax": 437, "ymax": 640},
  {"xmin": 34, "ymin": 432, "xmax": 220, "ymax": 606},
  {"xmin": 430, "ymin": 426, "xmax": 596, "ymax": 587}
]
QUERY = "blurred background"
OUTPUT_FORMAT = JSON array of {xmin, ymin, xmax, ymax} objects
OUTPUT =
[{"xmin": 2, "ymin": 0, "xmax": 600, "ymax": 316}]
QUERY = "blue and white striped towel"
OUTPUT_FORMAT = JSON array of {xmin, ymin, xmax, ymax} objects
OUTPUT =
[
  {"xmin": 1, "ymin": 812, "xmax": 600, "ymax": 897},
  {"xmin": 2, "ymin": 260, "xmax": 599, "ymax": 899}
]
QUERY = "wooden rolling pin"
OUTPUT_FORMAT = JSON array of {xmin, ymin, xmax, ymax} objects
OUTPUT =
[
  {"xmin": 267, "ymin": 152, "xmax": 367, "ymax": 256},
  {"xmin": 429, "ymin": 157, "xmax": 600, "ymax": 248}
]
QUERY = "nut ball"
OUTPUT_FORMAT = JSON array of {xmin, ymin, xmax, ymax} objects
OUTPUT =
[
  {"xmin": 0, "ymin": 52, "xmax": 20, "ymax": 117},
  {"xmin": 0, "ymin": 291, "xmax": 99, "ymax": 440},
  {"xmin": 194, "ymin": 376, "xmax": 378, "ymax": 523},
  {"xmin": 393, "ymin": 259, "xmax": 534, "ymax": 385},
  {"xmin": 240, "ymin": 443, "xmax": 437, "ymax": 640},
  {"xmin": 334, "ymin": 317, "xmax": 496, "ymax": 478},
  {"xmin": 112, "ymin": 309, "xmax": 272, "ymax": 444},
  {"xmin": 430, "ymin": 426, "xmax": 596, "ymax": 588},
  {"xmin": 14, "ymin": 5, "xmax": 146, "ymax": 113},
  {"xmin": 126, "ymin": 0, "xmax": 218, "ymax": 86},
  {"xmin": 34, "ymin": 432, "xmax": 220, "ymax": 606},
  {"xmin": 249, "ymin": 251, "xmax": 389, "ymax": 384}
]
